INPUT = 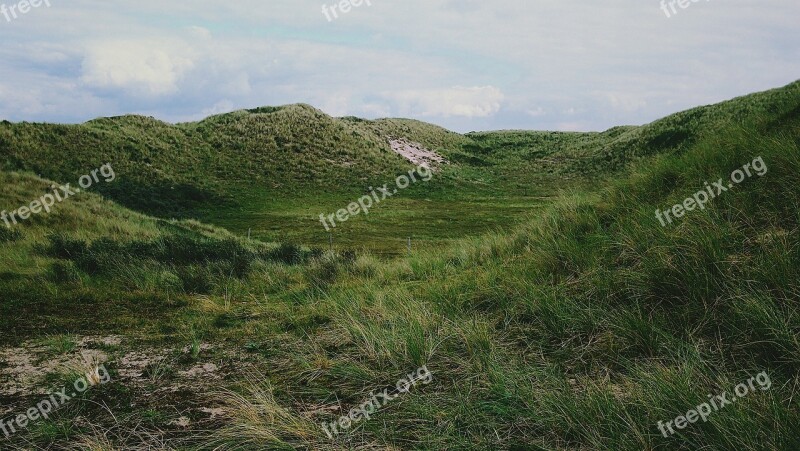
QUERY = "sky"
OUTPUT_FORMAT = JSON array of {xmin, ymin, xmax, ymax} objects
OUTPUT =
[{"xmin": 0, "ymin": 0, "xmax": 798, "ymax": 133}]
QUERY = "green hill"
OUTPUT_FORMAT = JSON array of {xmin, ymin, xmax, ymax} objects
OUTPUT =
[{"xmin": 1, "ymin": 81, "xmax": 798, "ymax": 254}]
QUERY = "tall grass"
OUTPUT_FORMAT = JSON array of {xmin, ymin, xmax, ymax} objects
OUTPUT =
[{"xmin": 211, "ymin": 123, "xmax": 800, "ymax": 450}]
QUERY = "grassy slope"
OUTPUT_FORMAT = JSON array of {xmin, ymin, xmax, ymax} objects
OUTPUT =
[
  {"xmin": 206, "ymin": 84, "xmax": 800, "ymax": 450},
  {"xmin": 5, "ymin": 83, "xmax": 795, "ymax": 254},
  {"xmin": 1, "ymin": 105, "xmax": 550, "ymax": 254},
  {"xmin": 0, "ymin": 80, "xmax": 799, "ymax": 449},
  {"xmin": 0, "ymin": 169, "xmax": 271, "ymax": 343}
]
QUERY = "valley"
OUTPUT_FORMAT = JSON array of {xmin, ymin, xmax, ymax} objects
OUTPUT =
[{"xmin": 0, "ymin": 81, "xmax": 799, "ymax": 450}]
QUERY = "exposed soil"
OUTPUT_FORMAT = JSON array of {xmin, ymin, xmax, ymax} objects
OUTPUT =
[
  {"xmin": 0, "ymin": 335, "xmax": 256, "ymax": 448},
  {"xmin": 389, "ymin": 138, "xmax": 447, "ymax": 169}
]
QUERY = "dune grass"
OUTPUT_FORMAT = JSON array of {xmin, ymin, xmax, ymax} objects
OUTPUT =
[
  {"xmin": 204, "ymin": 123, "xmax": 800, "ymax": 450},
  {"xmin": 0, "ymin": 81, "xmax": 798, "ymax": 449}
]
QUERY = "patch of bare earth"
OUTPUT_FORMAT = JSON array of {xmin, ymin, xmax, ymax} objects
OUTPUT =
[
  {"xmin": 0, "ymin": 339, "xmax": 111, "ymax": 399},
  {"xmin": 389, "ymin": 138, "xmax": 447, "ymax": 169},
  {"xmin": 0, "ymin": 335, "xmax": 261, "ymax": 447}
]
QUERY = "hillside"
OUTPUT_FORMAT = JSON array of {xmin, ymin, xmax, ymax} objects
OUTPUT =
[
  {"xmin": 1, "ymin": 81, "xmax": 799, "ymax": 255},
  {"xmin": 0, "ymin": 81, "xmax": 799, "ymax": 450},
  {"xmin": 0, "ymin": 105, "xmax": 407, "ymax": 216},
  {"xmin": 0, "ymin": 169, "xmax": 295, "ymax": 342}
]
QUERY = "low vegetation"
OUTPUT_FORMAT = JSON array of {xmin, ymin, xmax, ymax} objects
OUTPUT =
[{"xmin": 0, "ymin": 81, "xmax": 798, "ymax": 449}]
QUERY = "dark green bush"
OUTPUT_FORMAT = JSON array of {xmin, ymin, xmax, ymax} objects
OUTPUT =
[
  {"xmin": 44, "ymin": 233, "xmax": 258, "ymax": 278},
  {"xmin": 176, "ymin": 265, "xmax": 213, "ymax": 294},
  {"xmin": 265, "ymin": 243, "xmax": 303, "ymax": 265},
  {"xmin": 48, "ymin": 261, "xmax": 82, "ymax": 284},
  {"xmin": 0, "ymin": 227, "xmax": 22, "ymax": 242},
  {"xmin": 45, "ymin": 233, "xmax": 88, "ymax": 259},
  {"xmin": 260, "ymin": 243, "xmax": 327, "ymax": 265}
]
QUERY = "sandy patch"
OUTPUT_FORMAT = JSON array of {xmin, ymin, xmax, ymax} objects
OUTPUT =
[
  {"xmin": 170, "ymin": 416, "xmax": 191, "ymax": 427},
  {"xmin": 118, "ymin": 350, "xmax": 170, "ymax": 379},
  {"xmin": 0, "ymin": 345, "xmax": 108, "ymax": 397},
  {"xmin": 78, "ymin": 335, "xmax": 124, "ymax": 347},
  {"xmin": 389, "ymin": 139, "xmax": 447, "ymax": 169},
  {"xmin": 200, "ymin": 407, "xmax": 226, "ymax": 419},
  {"xmin": 181, "ymin": 343, "xmax": 214, "ymax": 354},
  {"xmin": 180, "ymin": 363, "xmax": 219, "ymax": 379}
]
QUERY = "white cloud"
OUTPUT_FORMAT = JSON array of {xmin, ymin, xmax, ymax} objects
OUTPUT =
[
  {"xmin": 555, "ymin": 122, "xmax": 587, "ymax": 132},
  {"xmin": 0, "ymin": 0, "xmax": 796, "ymax": 132},
  {"xmin": 80, "ymin": 40, "xmax": 195, "ymax": 97},
  {"xmin": 318, "ymin": 93, "xmax": 353, "ymax": 117},
  {"xmin": 360, "ymin": 103, "xmax": 392, "ymax": 118},
  {"xmin": 202, "ymin": 100, "xmax": 235, "ymax": 116},
  {"xmin": 387, "ymin": 86, "xmax": 505, "ymax": 118},
  {"xmin": 600, "ymin": 91, "xmax": 648, "ymax": 113},
  {"xmin": 526, "ymin": 107, "xmax": 546, "ymax": 117},
  {"xmin": 187, "ymin": 26, "xmax": 212, "ymax": 40}
]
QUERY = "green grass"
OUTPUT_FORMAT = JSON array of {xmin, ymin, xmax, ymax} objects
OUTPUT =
[
  {"xmin": 199, "ymin": 121, "xmax": 799, "ymax": 450},
  {"xmin": 37, "ymin": 334, "xmax": 78, "ymax": 355},
  {"xmin": 198, "ymin": 186, "xmax": 553, "ymax": 256},
  {"xmin": 0, "ymin": 80, "xmax": 798, "ymax": 449}
]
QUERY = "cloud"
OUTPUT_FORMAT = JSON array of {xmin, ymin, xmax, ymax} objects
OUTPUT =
[
  {"xmin": 80, "ymin": 40, "xmax": 195, "ymax": 97},
  {"xmin": 317, "ymin": 92, "xmax": 353, "ymax": 117},
  {"xmin": 0, "ymin": 0, "xmax": 797, "ymax": 132},
  {"xmin": 386, "ymin": 86, "xmax": 505, "ymax": 118},
  {"xmin": 526, "ymin": 107, "xmax": 546, "ymax": 117},
  {"xmin": 202, "ymin": 100, "xmax": 235, "ymax": 116},
  {"xmin": 599, "ymin": 91, "xmax": 648, "ymax": 113}
]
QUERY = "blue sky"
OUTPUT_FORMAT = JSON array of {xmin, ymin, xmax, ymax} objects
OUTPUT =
[{"xmin": 0, "ymin": 0, "xmax": 798, "ymax": 132}]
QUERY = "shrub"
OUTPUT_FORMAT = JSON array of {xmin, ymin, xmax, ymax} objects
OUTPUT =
[
  {"xmin": 177, "ymin": 265, "xmax": 213, "ymax": 294},
  {"xmin": 0, "ymin": 227, "xmax": 22, "ymax": 242},
  {"xmin": 229, "ymin": 250, "xmax": 253, "ymax": 278},
  {"xmin": 45, "ymin": 233, "xmax": 88, "ymax": 259},
  {"xmin": 157, "ymin": 270, "xmax": 184, "ymax": 293},
  {"xmin": 305, "ymin": 251, "xmax": 357, "ymax": 287},
  {"xmin": 350, "ymin": 254, "xmax": 380, "ymax": 278},
  {"xmin": 44, "ymin": 233, "xmax": 258, "ymax": 279},
  {"xmin": 265, "ymin": 243, "xmax": 303, "ymax": 265},
  {"xmin": 73, "ymin": 238, "xmax": 127, "ymax": 274},
  {"xmin": 48, "ymin": 261, "xmax": 82, "ymax": 284}
]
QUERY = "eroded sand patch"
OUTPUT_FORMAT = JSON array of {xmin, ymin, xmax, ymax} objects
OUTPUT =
[
  {"xmin": 389, "ymin": 138, "xmax": 447, "ymax": 169},
  {"xmin": 0, "ymin": 339, "xmax": 110, "ymax": 397}
]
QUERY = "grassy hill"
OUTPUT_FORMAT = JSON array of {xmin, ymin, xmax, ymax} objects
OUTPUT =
[
  {"xmin": 2, "ymin": 81, "xmax": 797, "ymax": 254},
  {"xmin": 0, "ymin": 80, "xmax": 799, "ymax": 450}
]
